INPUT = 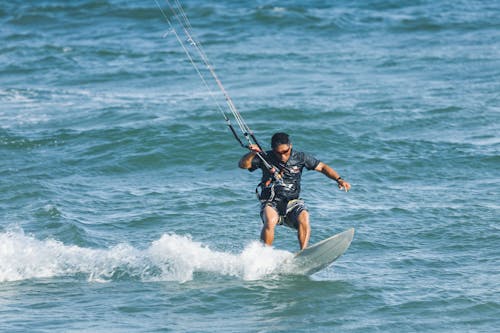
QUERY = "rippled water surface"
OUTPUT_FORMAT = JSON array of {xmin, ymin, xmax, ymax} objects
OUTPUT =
[{"xmin": 1, "ymin": 0, "xmax": 499, "ymax": 332}]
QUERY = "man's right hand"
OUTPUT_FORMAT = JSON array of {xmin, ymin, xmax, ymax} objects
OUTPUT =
[
  {"xmin": 239, "ymin": 144, "xmax": 261, "ymax": 169},
  {"xmin": 248, "ymin": 144, "xmax": 262, "ymax": 153}
]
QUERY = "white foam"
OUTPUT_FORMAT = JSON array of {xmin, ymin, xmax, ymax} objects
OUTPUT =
[{"xmin": 0, "ymin": 230, "xmax": 294, "ymax": 283}]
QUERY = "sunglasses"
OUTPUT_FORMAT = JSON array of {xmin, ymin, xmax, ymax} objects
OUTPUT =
[{"xmin": 273, "ymin": 146, "xmax": 291, "ymax": 155}]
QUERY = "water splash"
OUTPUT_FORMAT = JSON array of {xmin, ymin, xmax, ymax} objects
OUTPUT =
[{"xmin": 0, "ymin": 230, "xmax": 294, "ymax": 283}]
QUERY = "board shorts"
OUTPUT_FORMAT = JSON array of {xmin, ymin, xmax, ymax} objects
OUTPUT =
[{"xmin": 260, "ymin": 198, "xmax": 307, "ymax": 230}]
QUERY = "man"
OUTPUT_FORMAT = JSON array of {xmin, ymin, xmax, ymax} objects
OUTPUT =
[{"xmin": 238, "ymin": 132, "xmax": 351, "ymax": 250}]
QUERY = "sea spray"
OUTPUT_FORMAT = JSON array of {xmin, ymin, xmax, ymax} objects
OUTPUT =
[{"xmin": 0, "ymin": 230, "xmax": 294, "ymax": 283}]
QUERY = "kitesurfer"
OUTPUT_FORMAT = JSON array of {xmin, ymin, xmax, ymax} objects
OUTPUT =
[{"xmin": 238, "ymin": 132, "xmax": 351, "ymax": 250}]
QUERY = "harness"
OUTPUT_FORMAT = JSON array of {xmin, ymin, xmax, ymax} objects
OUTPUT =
[
  {"xmin": 255, "ymin": 165, "xmax": 290, "ymax": 203},
  {"xmin": 255, "ymin": 179, "xmax": 275, "ymax": 202}
]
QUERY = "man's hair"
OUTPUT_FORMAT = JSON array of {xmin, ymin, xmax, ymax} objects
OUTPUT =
[{"xmin": 271, "ymin": 132, "xmax": 291, "ymax": 149}]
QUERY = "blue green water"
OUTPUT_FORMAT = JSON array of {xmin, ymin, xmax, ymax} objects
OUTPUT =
[{"xmin": 1, "ymin": 0, "xmax": 499, "ymax": 331}]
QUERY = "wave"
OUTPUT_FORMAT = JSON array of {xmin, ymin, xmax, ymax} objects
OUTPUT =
[{"xmin": 0, "ymin": 229, "xmax": 294, "ymax": 283}]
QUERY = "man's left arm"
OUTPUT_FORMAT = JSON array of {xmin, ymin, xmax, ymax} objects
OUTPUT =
[{"xmin": 314, "ymin": 162, "xmax": 351, "ymax": 192}]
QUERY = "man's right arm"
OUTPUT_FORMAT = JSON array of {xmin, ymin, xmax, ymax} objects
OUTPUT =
[
  {"xmin": 238, "ymin": 144, "xmax": 261, "ymax": 169},
  {"xmin": 238, "ymin": 151, "xmax": 257, "ymax": 169}
]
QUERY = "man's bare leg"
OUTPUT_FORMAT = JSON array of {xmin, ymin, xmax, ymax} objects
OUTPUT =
[
  {"xmin": 297, "ymin": 210, "xmax": 311, "ymax": 250},
  {"xmin": 261, "ymin": 206, "xmax": 279, "ymax": 246}
]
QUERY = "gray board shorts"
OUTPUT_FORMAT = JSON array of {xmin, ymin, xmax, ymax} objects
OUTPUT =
[{"xmin": 260, "ymin": 198, "xmax": 307, "ymax": 230}]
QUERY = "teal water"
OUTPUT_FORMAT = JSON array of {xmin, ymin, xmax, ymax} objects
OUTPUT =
[{"xmin": 1, "ymin": 0, "xmax": 499, "ymax": 332}]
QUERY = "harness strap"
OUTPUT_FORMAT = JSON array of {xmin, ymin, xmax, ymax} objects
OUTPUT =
[{"xmin": 255, "ymin": 179, "xmax": 276, "ymax": 202}]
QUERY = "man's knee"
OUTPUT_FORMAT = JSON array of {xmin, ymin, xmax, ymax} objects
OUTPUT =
[{"xmin": 264, "ymin": 218, "xmax": 279, "ymax": 229}]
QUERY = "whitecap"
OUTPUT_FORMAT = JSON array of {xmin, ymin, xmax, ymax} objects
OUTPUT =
[{"xmin": 0, "ymin": 230, "xmax": 294, "ymax": 283}]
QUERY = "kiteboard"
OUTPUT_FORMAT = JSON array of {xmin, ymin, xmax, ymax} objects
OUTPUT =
[{"xmin": 289, "ymin": 228, "xmax": 354, "ymax": 275}]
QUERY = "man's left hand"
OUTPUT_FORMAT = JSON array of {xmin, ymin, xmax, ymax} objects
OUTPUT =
[{"xmin": 338, "ymin": 179, "xmax": 351, "ymax": 192}]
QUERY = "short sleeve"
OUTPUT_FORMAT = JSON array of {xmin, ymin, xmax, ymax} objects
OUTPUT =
[
  {"xmin": 303, "ymin": 152, "xmax": 321, "ymax": 170},
  {"xmin": 248, "ymin": 155, "xmax": 262, "ymax": 172}
]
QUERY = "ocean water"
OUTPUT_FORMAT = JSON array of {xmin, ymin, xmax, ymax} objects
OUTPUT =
[{"xmin": 1, "ymin": 0, "xmax": 499, "ymax": 332}]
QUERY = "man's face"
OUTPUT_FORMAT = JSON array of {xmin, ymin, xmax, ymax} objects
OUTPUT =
[{"xmin": 273, "ymin": 144, "xmax": 292, "ymax": 163}]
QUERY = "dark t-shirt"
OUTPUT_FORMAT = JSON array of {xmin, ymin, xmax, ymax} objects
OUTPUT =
[{"xmin": 249, "ymin": 149, "xmax": 320, "ymax": 200}]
